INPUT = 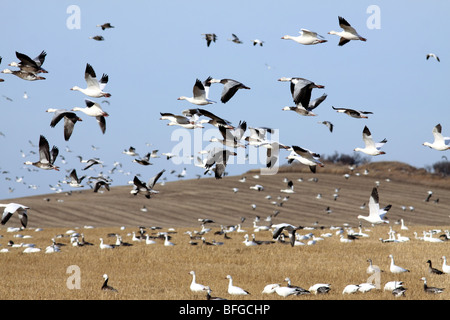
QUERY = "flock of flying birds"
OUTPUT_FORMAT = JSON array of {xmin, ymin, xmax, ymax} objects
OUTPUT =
[{"xmin": 0, "ymin": 15, "xmax": 446, "ymax": 232}]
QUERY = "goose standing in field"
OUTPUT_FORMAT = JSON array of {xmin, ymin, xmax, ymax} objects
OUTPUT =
[
  {"xmin": 284, "ymin": 277, "xmax": 310, "ymax": 295},
  {"xmin": 392, "ymin": 286, "xmax": 407, "ymax": 297},
  {"xmin": 177, "ymin": 78, "xmax": 216, "ymax": 105},
  {"xmin": 366, "ymin": 259, "xmax": 382, "ymax": 274},
  {"xmin": 9, "ymin": 50, "xmax": 48, "ymax": 74},
  {"xmin": 189, "ymin": 271, "xmax": 208, "ymax": 292},
  {"xmin": 328, "ymin": 16, "xmax": 367, "ymax": 46},
  {"xmin": 426, "ymin": 53, "xmax": 440, "ymax": 62},
  {"xmin": 72, "ymin": 99, "xmax": 109, "ymax": 134},
  {"xmin": 97, "ymin": 22, "xmax": 114, "ymax": 30},
  {"xmin": 342, "ymin": 284, "xmax": 360, "ymax": 294},
  {"xmin": 99, "ymin": 238, "xmax": 115, "ymax": 249},
  {"xmin": 24, "ymin": 135, "xmax": 59, "ymax": 171},
  {"xmin": 46, "ymin": 108, "xmax": 83, "ymax": 141},
  {"xmin": 389, "ymin": 255, "xmax": 410, "ymax": 273},
  {"xmin": 278, "ymin": 77, "xmax": 325, "ymax": 108},
  {"xmin": 208, "ymin": 78, "xmax": 250, "ymax": 103},
  {"xmin": 205, "ymin": 287, "xmax": 227, "ymax": 300},
  {"xmin": 275, "ymin": 285, "xmax": 305, "ymax": 297},
  {"xmin": 280, "ymin": 180, "xmax": 295, "ymax": 194},
  {"xmin": 226, "ymin": 275, "xmax": 250, "ymax": 295},
  {"xmin": 101, "ymin": 274, "xmax": 118, "ymax": 292},
  {"xmin": 202, "ymin": 33, "xmax": 217, "ymax": 47},
  {"xmin": 332, "ymin": 106, "xmax": 373, "ymax": 119},
  {"xmin": 421, "ymin": 277, "xmax": 444, "ymax": 294},
  {"xmin": 0, "ymin": 203, "xmax": 29, "ymax": 228},
  {"xmin": 286, "ymin": 145, "xmax": 324, "ymax": 173},
  {"xmin": 262, "ymin": 283, "xmax": 280, "ymax": 294},
  {"xmin": 164, "ymin": 234, "xmax": 175, "ymax": 246},
  {"xmin": 441, "ymin": 256, "xmax": 450, "ymax": 273},
  {"xmin": 427, "ymin": 260, "xmax": 444, "ymax": 275},
  {"xmin": 358, "ymin": 187, "xmax": 391, "ymax": 224},
  {"xmin": 70, "ymin": 63, "xmax": 111, "ymax": 98},
  {"xmin": 281, "ymin": 29, "xmax": 327, "ymax": 45},
  {"xmin": 423, "ymin": 124, "xmax": 450, "ymax": 151},
  {"xmin": 308, "ymin": 283, "xmax": 331, "ymax": 294},
  {"xmin": 354, "ymin": 126, "xmax": 387, "ymax": 156}
]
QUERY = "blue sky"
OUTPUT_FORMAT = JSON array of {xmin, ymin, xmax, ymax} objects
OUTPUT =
[{"xmin": 0, "ymin": 1, "xmax": 449, "ymax": 199}]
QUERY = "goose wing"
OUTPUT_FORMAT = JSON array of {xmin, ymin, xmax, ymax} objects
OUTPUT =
[
  {"xmin": 85, "ymin": 63, "xmax": 100, "ymax": 89},
  {"xmin": 192, "ymin": 79, "xmax": 206, "ymax": 99},
  {"xmin": 147, "ymin": 169, "xmax": 165, "ymax": 189},
  {"xmin": 338, "ymin": 16, "xmax": 358, "ymax": 34}
]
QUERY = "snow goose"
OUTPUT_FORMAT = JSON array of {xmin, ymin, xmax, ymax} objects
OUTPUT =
[
  {"xmin": 210, "ymin": 122, "xmax": 247, "ymax": 149},
  {"xmin": 99, "ymin": 238, "xmax": 115, "ymax": 249},
  {"xmin": 282, "ymin": 93, "xmax": 328, "ymax": 117},
  {"xmin": 342, "ymin": 284, "xmax": 360, "ymax": 294},
  {"xmin": 228, "ymin": 34, "xmax": 243, "ymax": 44},
  {"xmin": 427, "ymin": 260, "xmax": 444, "ymax": 275},
  {"xmin": 426, "ymin": 53, "xmax": 440, "ymax": 62},
  {"xmin": 70, "ymin": 63, "xmax": 111, "ymax": 98},
  {"xmin": 177, "ymin": 78, "xmax": 216, "ymax": 105},
  {"xmin": 130, "ymin": 169, "xmax": 165, "ymax": 198},
  {"xmin": 328, "ymin": 16, "xmax": 367, "ymax": 46},
  {"xmin": 205, "ymin": 287, "xmax": 227, "ymax": 300},
  {"xmin": 203, "ymin": 147, "xmax": 237, "ymax": 179},
  {"xmin": 392, "ymin": 286, "xmax": 407, "ymax": 297},
  {"xmin": 281, "ymin": 29, "xmax": 327, "ymax": 45},
  {"xmin": 280, "ymin": 180, "xmax": 295, "ymax": 194},
  {"xmin": 202, "ymin": 33, "xmax": 217, "ymax": 47},
  {"xmin": 252, "ymin": 39, "xmax": 264, "ymax": 46},
  {"xmin": 68, "ymin": 169, "xmax": 86, "ymax": 188},
  {"xmin": 226, "ymin": 275, "xmax": 250, "ymax": 295},
  {"xmin": 0, "ymin": 203, "xmax": 29, "ymax": 228},
  {"xmin": 159, "ymin": 112, "xmax": 204, "ymax": 129},
  {"xmin": 308, "ymin": 283, "xmax": 331, "ymax": 294},
  {"xmin": 24, "ymin": 135, "xmax": 59, "ymax": 171},
  {"xmin": 1, "ymin": 68, "xmax": 45, "ymax": 80},
  {"xmin": 72, "ymin": 99, "xmax": 109, "ymax": 134},
  {"xmin": 389, "ymin": 255, "xmax": 410, "ymax": 273},
  {"xmin": 366, "ymin": 259, "xmax": 382, "ymax": 274},
  {"xmin": 319, "ymin": 120, "xmax": 334, "ymax": 133},
  {"xmin": 287, "ymin": 145, "xmax": 324, "ymax": 173},
  {"xmin": 9, "ymin": 50, "xmax": 48, "ymax": 74},
  {"xmin": 90, "ymin": 35, "xmax": 104, "ymax": 41},
  {"xmin": 384, "ymin": 281, "xmax": 404, "ymax": 292},
  {"xmin": 189, "ymin": 271, "xmax": 208, "ymax": 292},
  {"xmin": 423, "ymin": 124, "xmax": 450, "ymax": 151},
  {"xmin": 441, "ymin": 256, "xmax": 450, "ymax": 273},
  {"xmin": 133, "ymin": 153, "xmax": 153, "ymax": 166},
  {"xmin": 164, "ymin": 234, "xmax": 175, "ymax": 246},
  {"xmin": 182, "ymin": 108, "xmax": 233, "ymax": 129},
  {"xmin": 208, "ymin": 78, "xmax": 250, "ymax": 103},
  {"xmin": 332, "ymin": 106, "xmax": 372, "ymax": 119},
  {"xmin": 262, "ymin": 283, "xmax": 280, "ymax": 294},
  {"xmin": 284, "ymin": 278, "xmax": 310, "ymax": 295},
  {"xmin": 358, "ymin": 283, "xmax": 376, "ymax": 293},
  {"xmin": 275, "ymin": 285, "xmax": 304, "ymax": 297},
  {"xmin": 271, "ymin": 223, "xmax": 302, "ymax": 247},
  {"xmin": 46, "ymin": 108, "xmax": 83, "ymax": 141},
  {"xmin": 278, "ymin": 77, "xmax": 325, "ymax": 108},
  {"xmin": 97, "ymin": 22, "xmax": 114, "ymax": 30},
  {"xmin": 358, "ymin": 187, "xmax": 391, "ymax": 224},
  {"xmin": 101, "ymin": 274, "xmax": 118, "ymax": 292},
  {"xmin": 421, "ymin": 277, "xmax": 444, "ymax": 294},
  {"xmin": 400, "ymin": 219, "xmax": 408, "ymax": 230},
  {"xmin": 354, "ymin": 126, "xmax": 387, "ymax": 156}
]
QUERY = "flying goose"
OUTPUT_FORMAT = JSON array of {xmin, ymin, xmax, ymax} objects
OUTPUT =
[
  {"xmin": 101, "ymin": 274, "xmax": 118, "ymax": 292},
  {"xmin": 177, "ymin": 78, "xmax": 216, "ymax": 105},
  {"xmin": 252, "ymin": 39, "xmax": 264, "ymax": 46},
  {"xmin": 81, "ymin": 158, "xmax": 103, "ymax": 171},
  {"xmin": 389, "ymin": 255, "xmax": 410, "ymax": 273},
  {"xmin": 281, "ymin": 93, "xmax": 327, "ymax": 117},
  {"xmin": 130, "ymin": 170, "xmax": 165, "ymax": 198},
  {"xmin": 0, "ymin": 203, "xmax": 29, "ymax": 228},
  {"xmin": 228, "ymin": 34, "xmax": 243, "ymax": 44},
  {"xmin": 9, "ymin": 50, "xmax": 48, "ymax": 74},
  {"xmin": 332, "ymin": 106, "xmax": 372, "ymax": 118},
  {"xmin": 319, "ymin": 120, "xmax": 334, "ymax": 133},
  {"xmin": 278, "ymin": 77, "xmax": 325, "ymax": 108},
  {"xmin": 68, "ymin": 169, "xmax": 86, "ymax": 188},
  {"xmin": 271, "ymin": 223, "xmax": 302, "ymax": 247},
  {"xmin": 72, "ymin": 99, "xmax": 109, "ymax": 134},
  {"xmin": 210, "ymin": 122, "xmax": 247, "ymax": 149},
  {"xmin": 46, "ymin": 108, "xmax": 83, "ymax": 141},
  {"xmin": 90, "ymin": 35, "xmax": 104, "ymax": 41},
  {"xmin": 354, "ymin": 126, "xmax": 387, "ymax": 156},
  {"xmin": 286, "ymin": 145, "xmax": 324, "ymax": 173},
  {"xmin": 1, "ymin": 68, "xmax": 45, "ymax": 81},
  {"xmin": 24, "ymin": 135, "xmax": 59, "ymax": 171},
  {"xmin": 281, "ymin": 29, "xmax": 327, "ymax": 45},
  {"xmin": 133, "ymin": 153, "xmax": 153, "ymax": 166},
  {"xmin": 189, "ymin": 271, "xmax": 208, "ymax": 292},
  {"xmin": 97, "ymin": 22, "xmax": 114, "ymax": 30},
  {"xmin": 328, "ymin": 16, "xmax": 367, "ymax": 46},
  {"xmin": 226, "ymin": 275, "xmax": 250, "ymax": 295},
  {"xmin": 159, "ymin": 112, "xmax": 204, "ymax": 129},
  {"xmin": 123, "ymin": 146, "xmax": 139, "ymax": 156},
  {"xmin": 423, "ymin": 124, "xmax": 450, "ymax": 151},
  {"xmin": 208, "ymin": 78, "xmax": 250, "ymax": 103},
  {"xmin": 203, "ymin": 147, "xmax": 237, "ymax": 179},
  {"xmin": 421, "ymin": 277, "xmax": 444, "ymax": 294},
  {"xmin": 426, "ymin": 53, "xmax": 440, "ymax": 62},
  {"xmin": 427, "ymin": 260, "xmax": 444, "ymax": 275},
  {"xmin": 182, "ymin": 108, "xmax": 233, "ymax": 129},
  {"xmin": 70, "ymin": 63, "xmax": 111, "ymax": 98},
  {"xmin": 202, "ymin": 33, "xmax": 217, "ymax": 47},
  {"xmin": 358, "ymin": 187, "xmax": 391, "ymax": 224}
]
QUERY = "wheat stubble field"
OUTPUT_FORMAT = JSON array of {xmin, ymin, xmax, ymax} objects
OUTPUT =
[{"xmin": 1, "ymin": 162, "xmax": 450, "ymax": 301}]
